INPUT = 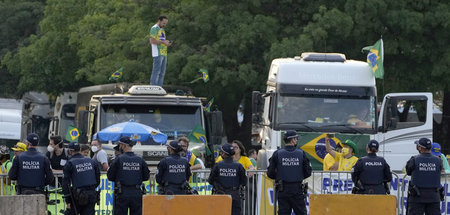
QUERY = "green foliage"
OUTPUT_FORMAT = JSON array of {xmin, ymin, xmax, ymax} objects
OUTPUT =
[{"xmin": 1, "ymin": 0, "xmax": 449, "ymax": 143}]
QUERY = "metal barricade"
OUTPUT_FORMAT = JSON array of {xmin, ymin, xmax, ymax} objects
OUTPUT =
[{"xmin": 4, "ymin": 169, "xmax": 450, "ymax": 215}]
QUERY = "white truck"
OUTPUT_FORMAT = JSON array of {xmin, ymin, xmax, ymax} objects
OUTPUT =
[
  {"xmin": 0, "ymin": 99, "xmax": 23, "ymax": 147},
  {"xmin": 252, "ymin": 53, "xmax": 433, "ymax": 171},
  {"xmin": 76, "ymin": 84, "xmax": 223, "ymax": 166}
]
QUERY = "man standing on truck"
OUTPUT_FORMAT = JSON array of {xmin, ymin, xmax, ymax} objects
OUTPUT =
[
  {"xmin": 406, "ymin": 138, "xmax": 442, "ymax": 215},
  {"xmin": 325, "ymin": 136, "xmax": 358, "ymax": 171},
  {"xmin": 267, "ymin": 130, "xmax": 312, "ymax": 215},
  {"xmin": 149, "ymin": 15, "xmax": 171, "ymax": 86}
]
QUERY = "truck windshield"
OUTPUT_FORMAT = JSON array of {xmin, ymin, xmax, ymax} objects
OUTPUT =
[
  {"xmin": 275, "ymin": 94, "xmax": 377, "ymax": 134},
  {"xmin": 100, "ymin": 104, "xmax": 202, "ymax": 143}
]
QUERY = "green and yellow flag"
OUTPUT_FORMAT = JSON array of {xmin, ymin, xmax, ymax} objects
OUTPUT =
[
  {"xmin": 188, "ymin": 124, "xmax": 211, "ymax": 155},
  {"xmin": 66, "ymin": 125, "xmax": 80, "ymax": 142},
  {"xmin": 362, "ymin": 39, "xmax": 384, "ymax": 79},
  {"xmin": 109, "ymin": 67, "xmax": 123, "ymax": 81},
  {"xmin": 205, "ymin": 97, "xmax": 214, "ymax": 112},
  {"xmin": 200, "ymin": 69, "xmax": 209, "ymax": 83}
]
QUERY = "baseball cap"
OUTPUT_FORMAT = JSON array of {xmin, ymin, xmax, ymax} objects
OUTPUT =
[
  {"xmin": 0, "ymin": 145, "xmax": 10, "ymax": 155},
  {"xmin": 284, "ymin": 130, "xmax": 298, "ymax": 140},
  {"xmin": 415, "ymin": 138, "xmax": 432, "ymax": 149},
  {"xmin": 113, "ymin": 144, "xmax": 120, "ymax": 151},
  {"xmin": 342, "ymin": 139, "xmax": 358, "ymax": 155},
  {"xmin": 68, "ymin": 142, "xmax": 80, "ymax": 151},
  {"xmin": 167, "ymin": 140, "xmax": 182, "ymax": 152},
  {"xmin": 26, "ymin": 133, "xmax": 39, "ymax": 146},
  {"xmin": 118, "ymin": 136, "xmax": 135, "ymax": 146},
  {"xmin": 367, "ymin": 140, "xmax": 379, "ymax": 150},
  {"xmin": 220, "ymin": 143, "xmax": 235, "ymax": 155},
  {"xmin": 12, "ymin": 142, "xmax": 27, "ymax": 152},
  {"xmin": 431, "ymin": 142, "xmax": 442, "ymax": 156}
]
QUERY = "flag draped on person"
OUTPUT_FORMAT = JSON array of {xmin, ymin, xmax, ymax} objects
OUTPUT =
[
  {"xmin": 66, "ymin": 125, "xmax": 80, "ymax": 142},
  {"xmin": 109, "ymin": 67, "xmax": 123, "ymax": 81},
  {"xmin": 362, "ymin": 39, "xmax": 384, "ymax": 79},
  {"xmin": 205, "ymin": 97, "xmax": 214, "ymax": 112},
  {"xmin": 188, "ymin": 124, "xmax": 212, "ymax": 155}
]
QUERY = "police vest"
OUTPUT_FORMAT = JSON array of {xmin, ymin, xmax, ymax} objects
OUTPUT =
[
  {"xmin": 359, "ymin": 156, "xmax": 385, "ymax": 185},
  {"xmin": 164, "ymin": 156, "xmax": 188, "ymax": 185},
  {"xmin": 412, "ymin": 154, "xmax": 441, "ymax": 188},
  {"xmin": 216, "ymin": 161, "xmax": 241, "ymax": 189},
  {"xmin": 276, "ymin": 149, "xmax": 304, "ymax": 183},
  {"xmin": 69, "ymin": 157, "xmax": 97, "ymax": 188},
  {"xmin": 117, "ymin": 154, "xmax": 143, "ymax": 186},
  {"xmin": 18, "ymin": 152, "xmax": 45, "ymax": 187}
]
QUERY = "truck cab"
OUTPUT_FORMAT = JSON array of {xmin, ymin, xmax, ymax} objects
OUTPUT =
[
  {"xmin": 252, "ymin": 53, "xmax": 433, "ymax": 171},
  {"xmin": 77, "ymin": 84, "xmax": 222, "ymax": 166}
]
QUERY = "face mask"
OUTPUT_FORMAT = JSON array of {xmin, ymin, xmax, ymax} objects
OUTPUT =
[
  {"xmin": 47, "ymin": 145, "xmax": 55, "ymax": 153},
  {"xmin": 91, "ymin": 146, "xmax": 99, "ymax": 153},
  {"xmin": 342, "ymin": 148, "xmax": 350, "ymax": 155}
]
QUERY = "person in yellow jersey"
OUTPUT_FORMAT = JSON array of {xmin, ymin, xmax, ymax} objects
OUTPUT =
[
  {"xmin": 325, "ymin": 135, "xmax": 358, "ymax": 171},
  {"xmin": 323, "ymin": 142, "xmax": 342, "ymax": 171},
  {"xmin": 216, "ymin": 140, "xmax": 254, "ymax": 172}
]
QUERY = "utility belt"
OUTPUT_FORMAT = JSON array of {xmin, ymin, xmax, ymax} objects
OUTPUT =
[
  {"xmin": 408, "ymin": 182, "xmax": 444, "ymax": 201},
  {"xmin": 212, "ymin": 184, "xmax": 245, "ymax": 199},
  {"xmin": 70, "ymin": 187, "xmax": 97, "ymax": 206},
  {"xmin": 275, "ymin": 181, "xmax": 304, "ymax": 192},
  {"xmin": 17, "ymin": 185, "xmax": 45, "ymax": 195},
  {"xmin": 158, "ymin": 182, "xmax": 195, "ymax": 195},
  {"xmin": 116, "ymin": 182, "xmax": 146, "ymax": 195}
]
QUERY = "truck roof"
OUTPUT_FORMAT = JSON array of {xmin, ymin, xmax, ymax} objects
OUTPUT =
[
  {"xmin": 268, "ymin": 54, "xmax": 375, "ymax": 87},
  {"xmin": 91, "ymin": 93, "xmax": 203, "ymax": 106}
]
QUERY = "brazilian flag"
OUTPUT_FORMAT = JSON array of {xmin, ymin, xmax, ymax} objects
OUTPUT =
[
  {"xmin": 109, "ymin": 67, "xmax": 123, "ymax": 81},
  {"xmin": 362, "ymin": 39, "xmax": 384, "ymax": 79},
  {"xmin": 66, "ymin": 125, "xmax": 80, "ymax": 142},
  {"xmin": 205, "ymin": 97, "xmax": 214, "ymax": 112},
  {"xmin": 200, "ymin": 69, "xmax": 209, "ymax": 83},
  {"xmin": 188, "ymin": 124, "xmax": 212, "ymax": 155}
]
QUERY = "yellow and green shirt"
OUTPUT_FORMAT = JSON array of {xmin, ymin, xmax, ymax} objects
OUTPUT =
[{"xmin": 150, "ymin": 24, "xmax": 167, "ymax": 57}]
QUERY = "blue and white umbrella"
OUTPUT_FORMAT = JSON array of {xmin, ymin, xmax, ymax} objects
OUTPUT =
[{"xmin": 97, "ymin": 119, "xmax": 168, "ymax": 143}]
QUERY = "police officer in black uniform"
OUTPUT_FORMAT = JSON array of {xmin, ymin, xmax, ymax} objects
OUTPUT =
[
  {"xmin": 267, "ymin": 130, "xmax": 312, "ymax": 215},
  {"xmin": 156, "ymin": 140, "xmax": 191, "ymax": 195},
  {"xmin": 351, "ymin": 140, "xmax": 392, "ymax": 194},
  {"xmin": 62, "ymin": 142, "xmax": 100, "ymax": 215},
  {"xmin": 406, "ymin": 138, "xmax": 442, "ymax": 215},
  {"xmin": 9, "ymin": 133, "xmax": 54, "ymax": 195},
  {"xmin": 208, "ymin": 143, "xmax": 247, "ymax": 215},
  {"xmin": 107, "ymin": 136, "xmax": 150, "ymax": 215}
]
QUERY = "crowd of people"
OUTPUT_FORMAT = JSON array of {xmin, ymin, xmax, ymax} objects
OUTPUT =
[{"xmin": 0, "ymin": 129, "xmax": 447, "ymax": 215}]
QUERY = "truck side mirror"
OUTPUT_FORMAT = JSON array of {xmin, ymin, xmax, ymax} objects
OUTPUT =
[
  {"xmin": 205, "ymin": 111, "xmax": 223, "ymax": 168},
  {"xmin": 252, "ymin": 91, "xmax": 263, "ymax": 123},
  {"xmin": 78, "ymin": 110, "xmax": 89, "ymax": 143}
]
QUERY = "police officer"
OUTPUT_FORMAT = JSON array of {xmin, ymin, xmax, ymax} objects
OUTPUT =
[
  {"xmin": 351, "ymin": 140, "xmax": 392, "ymax": 194},
  {"xmin": 406, "ymin": 138, "xmax": 442, "ymax": 215},
  {"xmin": 267, "ymin": 130, "xmax": 312, "ymax": 215},
  {"xmin": 8, "ymin": 133, "xmax": 54, "ymax": 195},
  {"xmin": 107, "ymin": 136, "xmax": 150, "ymax": 215},
  {"xmin": 156, "ymin": 140, "xmax": 191, "ymax": 195},
  {"xmin": 208, "ymin": 143, "xmax": 247, "ymax": 215},
  {"xmin": 62, "ymin": 142, "xmax": 100, "ymax": 215}
]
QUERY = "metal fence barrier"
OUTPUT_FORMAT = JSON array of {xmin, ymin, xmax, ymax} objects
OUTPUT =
[{"xmin": 2, "ymin": 171, "xmax": 450, "ymax": 215}]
